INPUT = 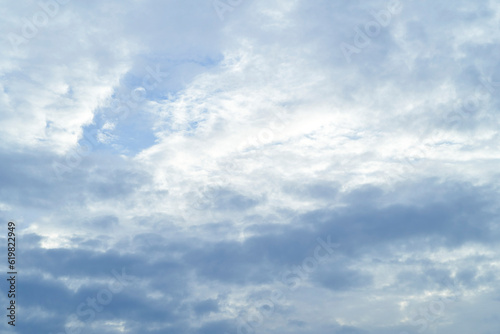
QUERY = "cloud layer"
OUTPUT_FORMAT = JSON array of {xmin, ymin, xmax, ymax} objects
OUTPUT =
[{"xmin": 1, "ymin": 0, "xmax": 500, "ymax": 333}]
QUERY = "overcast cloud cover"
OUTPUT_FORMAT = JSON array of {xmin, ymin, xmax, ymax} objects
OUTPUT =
[{"xmin": 1, "ymin": 0, "xmax": 500, "ymax": 333}]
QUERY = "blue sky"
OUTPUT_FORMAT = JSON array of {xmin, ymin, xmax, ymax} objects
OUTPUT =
[{"xmin": 1, "ymin": 0, "xmax": 500, "ymax": 333}]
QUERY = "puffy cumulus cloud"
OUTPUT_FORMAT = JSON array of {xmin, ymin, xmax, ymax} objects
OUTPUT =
[
  {"xmin": 0, "ymin": 0, "xmax": 225, "ymax": 155},
  {"xmin": 0, "ymin": 1, "xmax": 132, "ymax": 154},
  {"xmin": 1, "ymin": 0, "xmax": 500, "ymax": 333}
]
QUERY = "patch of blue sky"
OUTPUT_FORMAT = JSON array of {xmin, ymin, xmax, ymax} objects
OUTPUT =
[{"xmin": 79, "ymin": 110, "xmax": 156, "ymax": 156}]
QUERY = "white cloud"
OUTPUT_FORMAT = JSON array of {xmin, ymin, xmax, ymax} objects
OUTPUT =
[{"xmin": 2, "ymin": 0, "xmax": 500, "ymax": 333}]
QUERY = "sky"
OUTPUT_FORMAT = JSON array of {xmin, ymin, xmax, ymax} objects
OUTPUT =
[{"xmin": 1, "ymin": 0, "xmax": 500, "ymax": 333}]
